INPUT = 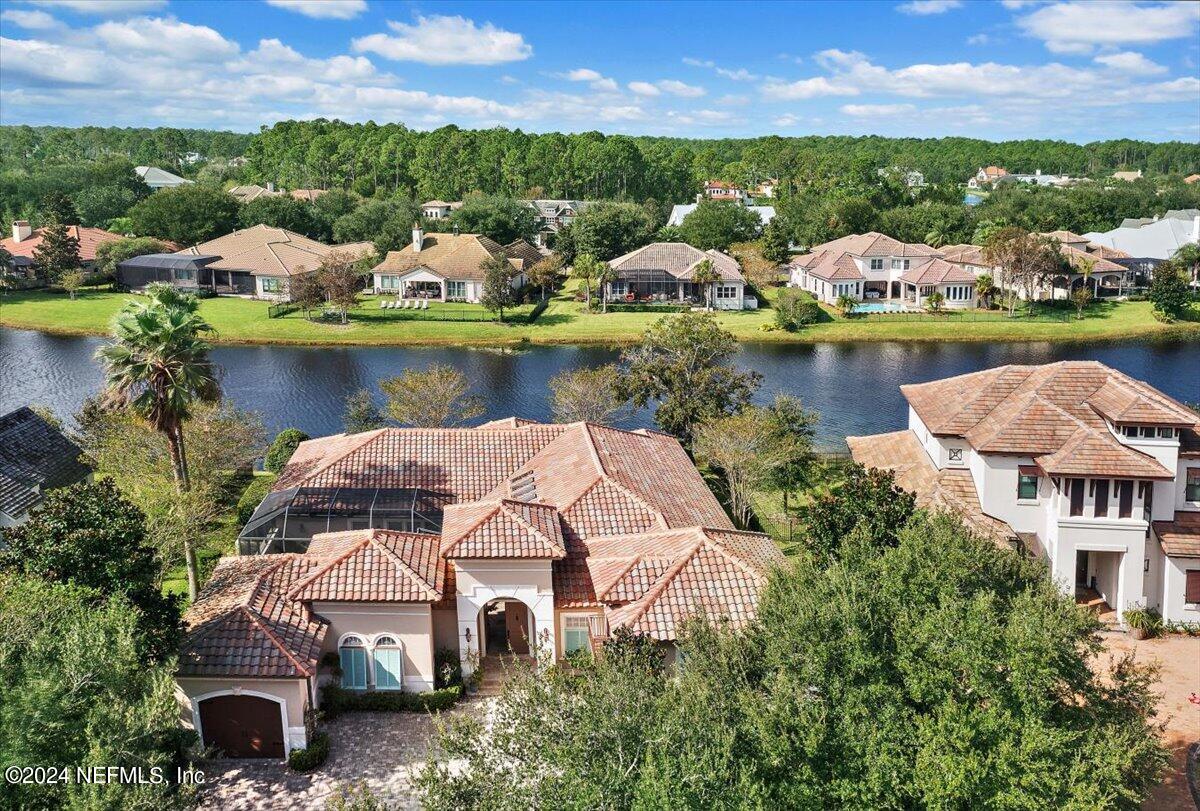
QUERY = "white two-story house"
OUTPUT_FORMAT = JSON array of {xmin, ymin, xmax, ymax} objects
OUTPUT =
[
  {"xmin": 849, "ymin": 361, "xmax": 1200, "ymax": 625},
  {"xmin": 787, "ymin": 232, "xmax": 978, "ymax": 309}
]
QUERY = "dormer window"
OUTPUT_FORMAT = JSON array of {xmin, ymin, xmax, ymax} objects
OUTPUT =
[
  {"xmin": 1158, "ymin": 427, "xmax": 1176, "ymax": 439},
  {"xmin": 1139, "ymin": 427, "xmax": 1156, "ymax": 438},
  {"xmin": 1123, "ymin": 426, "xmax": 1138, "ymax": 437}
]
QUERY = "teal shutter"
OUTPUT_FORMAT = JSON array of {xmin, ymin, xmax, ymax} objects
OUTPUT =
[
  {"xmin": 340, "ymin": 647, "xmax": 367, "ymax": 689},
  {"xmin": 373, "ymin": 647, "xmax": 403, "ymax": 690}
]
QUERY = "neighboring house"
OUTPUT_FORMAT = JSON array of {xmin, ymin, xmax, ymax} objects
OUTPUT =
[
  {"xmin": 995, "ymin": 169, "xmax": 1072, "ymax": 188},
  {"xmin": 606, "ymin": 242, "xmax": 748, "ymax": 309},
  {"xmin": 666, "ymin": 203, "xmax": 776, "ymax": 229},
  {"xmin": 290, "ymin": 189, "xmax": 326, "ymax": 203},
  {"xmin": 1086, "ymin": 213, "xmax": 1200, "ymax": 262},
  {"xmin": 228, "ymin": 184, "xmax": 283, "ymax": 204},
  {"xmin": 848, "ymin": 361, "xmax": 1200, "ymax": 627},
  {"xmin": 135, "ymin": 166, "xmax": 194, "ymax": 190},
  {"xmin": 942, "ymin": 233, "xmax": 1138, "ymax": 300},
  {"xmin": 179, "ymin": 419, "xmax": 781, "ymax": 757},
  {"xmin": 1112, "ymin": 170, "xmax": 1143, "ymax": 182},
  {"xmin": 370, "ymin": 225, "xmax": 543, "ymax": 303},
  {"xmin": 788, "ymin": 232, "xmax": 976, "ymax": 309},
  {"xmin": 0, "ymin": 406, "xmax": 90, "ymax": 533},
  {"xmin": 966, "ymin": 166, "xmax": 1008, "ymax": 189},
  {"xmin": 751, "ymin": 178, "xmax": 779, "ymax": 197},
  {"xmin": 878, "ymin": 167, "xmax": 926, "ymax": 189},
  {"xmin": 420, "ymin": 200, "xmax": 461, "ymax": 220},
  {"xmin": 0, "ymin": 220, "xmax": 124, "ymax": 279},
  {"xmin": 527, "ymin": 199, "xmax": 590, "ymax": 247},
  {"xmin": 117, "ymin": 224, "xmax": 373, "ymax": 299},
  {"xmin": 702, "ymin": 180, "xmax": 748, "ymax": 202}
]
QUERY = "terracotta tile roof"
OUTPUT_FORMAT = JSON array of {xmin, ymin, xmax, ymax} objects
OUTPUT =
[
  {"xmin": 608, "ymin": 243, "xmax": 743, "ymax": 282},
  {"xmin": 807, "ymin": 232, "xmax": 941, "ymax": 259},
  {"xmin": 1058, "ymin": 243, "xmax": 1125, "ymax": 273},
  {"xmin": 441, "ymin": 499, "xmax": 566, "ymax": 559},
  {"xmin": 1087, "ymin": 379, "xmax": 1197, "ymax": 426},
  {"xmin": 289, "ymin": 529, "xmax": 444, "ymax": 602},
  {"xmin": 179, "ymin": 555, "xmax": 327, "ymax": 678},
  {"xmin": 1042, "ymin": 230, "xmax": 1091, "ymax": 245},
  {"xmin": 846, "ymin": 430, "xmax": 1016, "ymax": 542},
  {"xmin": 941, "ymin": 244, "xmax": 989, "ymax": 267},
  {"xmin": 1153, "ymin": 512, "xmax": 1200, "ymax": 557},
  {"xmin": 228, "ymin": 184, "xmax": 283, "ymax": 203},
  {"xmin": 900, "ymin": 362, "xmax": 1187, "ymax": 479},
  {"xmin": 178, "ymin": 224, "xmax": 373, "ymax": 277},
  {"xmin": 0, "ymin": 225, "xmax": 123, "ymax": 263},
  {"xmin": 290, "ymin": 189, "xmax": 326, "ymax": 203},
  {"xmin": 900, "ymin": 257, "xmax": 977, "ymax": 285},
  {"xmin": 371, "ymin": 232, "xmax": 540, "ymax": 282},
  {"xmin": 1089, "ymin": 244, "xmax": 1132, "ymax": 260},
  {"xmin": 789, "ymin": 250, "xmax": 864, "ymax": 281}
]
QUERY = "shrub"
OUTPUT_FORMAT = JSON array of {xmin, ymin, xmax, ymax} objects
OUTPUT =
[
  {"xmin": 321, "ymin": 685, "xmax": 462, "ymax": 719},
  {"xmin": 1124, "ymin": 605, "xmax": 1163, "ymax": 637},
  {"xmin": 435, "ymin": 647, "xmax": 463, "ymax": 689},
  {"xmin": 236, "ymin": 474, "xmax": 276, "ymax": 524},
  {"xmin": 265, "ymin": 428, "xmax": 310, "ymax": 473},
  {"xmin": 288, "ymin": 730, "xmax": 329, "ymax": 772},
  {"xmin": 773, "ymin": 288, "xmax": 822, "ymax": 330}
]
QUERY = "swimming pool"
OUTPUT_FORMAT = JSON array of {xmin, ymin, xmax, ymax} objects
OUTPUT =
[{"xmin": 852, "ymin": 302, "xmax": 913, "ymax": 314}]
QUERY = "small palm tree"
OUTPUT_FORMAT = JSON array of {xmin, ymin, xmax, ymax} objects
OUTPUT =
[
  {"xmin": 835, "ymin": 293, "xmax": 858, "ymax": 316},
  {"xmin": 95, "ymin": 283, "xmax": 219, "ymax": 600},
  {"xmin": 975, "ymin": 272, "xmax": 995, "ymax": 309},
  {"xmin": 691, "ymin": 258, "xmax": 719, "ymax": 310},
  {"xmin": 923, "ymin": 228, "xmax": 948, "ymax": 249},
  {"xmin": 572, "ymin": 253, "xmax": 603, "ymax": 309}
]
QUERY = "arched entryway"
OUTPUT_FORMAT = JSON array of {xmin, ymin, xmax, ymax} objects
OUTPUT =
[{"xmin": 479, "ymin": 598, "xmax": 534, "ymax": 656}]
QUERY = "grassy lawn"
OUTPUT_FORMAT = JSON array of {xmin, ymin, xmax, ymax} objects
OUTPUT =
[
  {"xmin": 749, "ymin": 456, "xmax": 853, "ymax": 552},
  {"xmin": 3, "ymin": 282, "xmax": 1197, "ymax": 347}
]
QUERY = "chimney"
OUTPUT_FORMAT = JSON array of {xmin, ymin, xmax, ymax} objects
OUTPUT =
[
  {"xmin": 695, "ymin": 193, "xmax": 703, "ymax": 203},
  {"xmin": 412, "ymin": 222, "xmax": 424, "ymax": 252},
  {"xmin": 12, "ymin": 221, "xmax": 31, "ymax": 242},
  {"xmin": 266, "ymin": 182, "xmax": 276, "ymax": 193}
]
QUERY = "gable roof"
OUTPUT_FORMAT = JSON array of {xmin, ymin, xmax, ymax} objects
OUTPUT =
[
  {"xmin": 289, "ymin": 529, "xmax": 444, "ymax": 602},
  {"xmin": 901, "ymin": 361, "xmax": 1190, "ymax": 478},
  {"xmin": 177, "ymin": 224, "xmax": 373, "ymax": 277},
  {"xmin": 228, "ymin": 184, "xmax": 283, "ymax": 203},
  {"xmin": 441, "ymin": 499, "xmax": 566, "ymax": 559},
  {"xmin": 135, "ymin": 166, "xmax": 193, "ymax": 187},
  {"xmin": 789, "ymin": 249, "xmax": 864, "ymax": 281},
  {"xmin": 0, "ymin": 407, "xmax": 90, "ymax": 520},
  {"xmin": 371, "ymin": 232, "xmax": 543, "ymax": 281},
  {"xmin": 900, "ymin": 257, "xmax": 976, "ymax": 285},
  {"xmin": 290, "ymin": 189, "xmax": 326, "ymax": 203},
  {"xmin": 1153, "ymin": 512, "xmax": 1200, "ymax": 557},
  {"xmin": 0, "ymin": 225, "xmax": 123, "ymax": 263},
  {"xmin": 607, "ymin": 242, "xmax": 743, "ymax": 282}
]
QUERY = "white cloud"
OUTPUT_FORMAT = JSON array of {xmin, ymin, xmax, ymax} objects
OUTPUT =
[
  {"xmin": 1094, "ymin": 51, "xmax": 1168, "ymax": 76},
  {"xmin": 666, "ymin": 108, "xmax": 732, "ymax": 126},
  {"xmin": 233, "ymin": 38, "xmax": 380, "ymax": 82},
  {"xmin": 265, "ymin": 0, "xmax": 367, "ymax": 20},
  {"xmin": 1016, "ymin": 1, "xmax": 1200, "ymax": 54},
  {"xmin": 774, "ymin": 113, "xmax": 801, "ymax": 127},
  {"xmin": 761, "ymin": 76, "xmax": 859, "ymax": 100},
  {"xmin": 682, "ymin": 57, "xmax": 712, "ymax": 68},
  {"xmin": 716, "ymin": 66, "xmax": 759, "ymax": 81},
  {"xmin": 656, "ymin": 79, "xmax": 705, "ymax": 97},
  {"xmin": 627, "ymin": 81, "xmax": 661, "ymax": 97},
  {"xmin": 30, "ymin": 0, "xmax": 166, "ymax": 12},
  {"xmin": 555, "ymin": 68, "xmax": 617, "ymax": 92},
  {"xmin": 841, "ymin": 103, "xmax": 917, "ymax": 117},
  {"xmin": 716, "ymin": 94, "xmax": 750, "ymax": 106},
  {"xmin": 353, "ymin": 14, "xmax": 531, "ymax": 65},
  {"xmin": 94, "ymin": 16, "xmax": 238, "ymax": 60},
  {"xmin": 897, "ymin": 0, "xmax": 962, "ymax": 15},
  {"xmin": 1, "ymin": 9, "xmax": 59, "ymax": 29},
  {"xmin": 999, "ymin": 1, "xmax": 1039, "ymax": 7},
  {"xmin": 966, "ymin": 33, "xmax": 989, "ymax": 46}
]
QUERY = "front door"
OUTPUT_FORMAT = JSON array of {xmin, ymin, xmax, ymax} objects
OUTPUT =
[
  {"xmin": 1075, "ymin": 550, "xmax": 1090, "ymax": 588},
  {"xmin": 505, "ymin": 602, "xmax": 530, "ymax": 654}
]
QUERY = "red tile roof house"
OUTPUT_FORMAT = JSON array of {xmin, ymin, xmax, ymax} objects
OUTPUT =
[
  {"xmin": 701, "ymin": 180, "xmax": 749, "ymax": 202},
  {"xmin": 176, "ymin": 419, "xmax": 781, "ymax": 758},
  {"xmin": 0, "ymin": 220, "xmax": 124, "ymax": 283},
  {"xmin": 787, "ymin": 232, "xmax": 978, "ymax": 310},
  {"xmin": 847, "ymin": 361, "xmax": 1200, "ymax": 631}
]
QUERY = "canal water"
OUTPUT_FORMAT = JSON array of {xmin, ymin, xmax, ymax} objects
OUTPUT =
[{"xmin": 1, "ymin": 327, "xmax": 1195, "ymax": 450}]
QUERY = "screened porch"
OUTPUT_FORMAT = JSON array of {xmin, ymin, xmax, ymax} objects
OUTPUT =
[{"xmin": 607, "ymin": 269, "xmax": 705, "ymax": 304}]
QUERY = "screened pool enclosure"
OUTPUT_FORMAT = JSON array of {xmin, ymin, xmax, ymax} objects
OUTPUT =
[{"xmin": 237, "ymin": 486, "xmax": 451, "ymax": 555}]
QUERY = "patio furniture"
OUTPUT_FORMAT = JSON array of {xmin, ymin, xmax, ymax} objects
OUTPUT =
[
  {"xmin": 421, "ymin": 299, "xmax": 429, "ymax": 310},
  {"xmin": 380, "ymin": 300, "xmax": 387, "ymax": 309}
]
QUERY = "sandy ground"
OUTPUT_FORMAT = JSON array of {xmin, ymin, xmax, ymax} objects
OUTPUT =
[{"xmin": 1100, "ymin": 633, "xmax": 1200, "ymax": 810}]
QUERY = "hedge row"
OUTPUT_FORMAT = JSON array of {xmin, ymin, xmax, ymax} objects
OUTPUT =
[
  {"xmin": 321, "ymin": 684, "xmax": 462, "ymax": 719},
  {"xmin": 287, "ymin": 731, "xmax": 329, "ymax": 772}
]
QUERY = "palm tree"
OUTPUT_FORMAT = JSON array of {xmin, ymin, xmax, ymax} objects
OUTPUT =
[
  {"xmin": 923, "ymin": 228, "xmax": 948, "ymax": 249},
  {"xmin": 95, "ymin": 283, "xmax": 219, "ymax": 600},
  {"xmin": 571, "ymin": 253, "xmax": 603, "ymax": 309},
  {"xmin": 974, "ymin": 272, "xmax": 995, "ymax": 309},
  {"xmin": 691, "ymin": 258, "xmax": 719, "ymax": 311}
]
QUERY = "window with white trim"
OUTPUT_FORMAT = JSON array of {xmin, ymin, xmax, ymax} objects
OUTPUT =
[
  {"xmin": 379, "ymin": 275, "xmax": 399, "ymax": 290},
  {"xmin": 1187, "ymin": 468, "xmax": 1200, "ymax": 502},
  {"xmin": 261, "ymin": 277, "xmax": 280, "ymax": 293},
  {"xmin": 610, "ymin": 281, "xmax": 628, "ymax": 296},
  {"xmin": 563, "ymin": 616, "xmax": 591, "ymax": 655},
  {"xmin": 870, "ymin": 258, "xmax": 884, "ymax": 270},
  {"xmin": 339, "ymin": 635, "xmax": 368, "ymax": 690},
  {"xmin": 371, "ymin": 635, "xmax": 403, "ymax": 690},
  {"xmin": 446, "ymin": 280, "xmax": 466, "ymax": 300},
  {"xmin": 716, "ymin": 285, "xmax": 738, "ymax": 299}
]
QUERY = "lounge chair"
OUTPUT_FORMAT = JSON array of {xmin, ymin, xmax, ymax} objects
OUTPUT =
[
  {"xmin": 380, "ymin": 299, "xmax": 387, "ymax": 309},
  {"xmin": 421, "ymin": 299, "xmax": 429, "ymax": 310}
]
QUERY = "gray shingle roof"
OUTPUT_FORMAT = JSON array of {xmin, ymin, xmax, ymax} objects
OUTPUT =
[{"xmin": 0, "ymin": 407, "xmax": 90, "ymax": 520}]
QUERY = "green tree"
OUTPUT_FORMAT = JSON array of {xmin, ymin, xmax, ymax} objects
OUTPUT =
[
  {"xmin": 40, "ymin": 190, "xmax": 79, "ymax": 224},
  {"xmin": 1071, "ymin": 283, "xmax": 1093, "ymax": 319},
  {"xmin": 762, "ymin": 393, "xmax": 818, "ymax": 511},
  {"xmin": 924, "ymin": 290, "xmax": 945, "ymax": 311},
  {"xmin": 449, "ymin": 195, "xmax": 538, "ymax": 244},
  {"xmin": 317, "ymin": 250, "xmax": 363, "ymax": 324},
  {"xmin": 0, "ymin": 575, "xmax": 195, "ymax": 810},
  {"xmin": 0, "ymin": 479, "xmax": 181, "ymax": 661},
  {"xmin": 344, "ymin": 388, "xmax": 386, "ymax": 434},
  {"xmin": 75, "ymin": 184, "xmax": 139, "ymax": 228},
  {"xmin": 238, "ymin": 194, "xmax": 322, "ymax": 238},
  {"xmin": 678, "ymin": 200, "xmax": 761, "ymax": 251},
  {"xmin": 974, "ymin": 271, "xmax": 995, "ymax": 308},
  {"xmin": 570, "ymin": 253, "xmax": 604, "ymax": 308},
  {"xmin": 264, "ymin": 427, "xmax": 310, "ymax": 473},
  {"xmin": 480, "ymin": 253, "xmax": 517, "ymax": 321},
  {"xmin": 128, "ymin": 184, "xmax": 239, "ymax": 245},
  {"xmin": 526, "ymin": 252, "xmax": 563, "ymax": 300},
  {"xmin": 800, "ymin": 462, "xmax": 915, "ymax": 561},
  {"xmin": 691, "ymin": 257, "xmax": 720, "ymax": 310},
  {"xmin": 31, "ymin": 218, "xmax": 81, "ymax": 284},
  {"xmin": 1173, "ymin": 243, "xmax": 1200, "ymax": 287},
  {"xmin": 618, "ymin": 312, "xmax": 761, "ymax": 443},
  {"xmin": 380, "ymin": 364, "xmax": 484, "ymax": 427},
  {"xmin": 59, "ymin": 268, "xmax": 87, "ymax": 299},
  {"xmin": 548, "ymin": 365, "xmax": 627, "ymax": 425},
  {"xmin": 1148, "ymin": 261, "xmax": 1191, "ymax": 321},
  {"xmin": 760, "ymin": 219, "xmax": 791, "ymax": 263},
  {"xmin": 560, "ymin": 201, "xmax": 655, "ymax": 261},
  {"xmin": 94, "ymin": 236, "xmax": 172, "ymax": 278},
  {"xmin": 289, "ymin": 269, "xmax": 326, "ymax": 317},
  {"xmin": 835, "ymin": 292, "xmax": 859, "ymax": 316},
  {"xmin": 94, "ymin": 284, "xmax": 220, "ymax": 600},
  {"xmin": 773, "ymin": 288, "xmax": 822, "ymax": 330},
  {"xmin": 332, "ymin": 198, "xmax": 419, "ymax": 249}
]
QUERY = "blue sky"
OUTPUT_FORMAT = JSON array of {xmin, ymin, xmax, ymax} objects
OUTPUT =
[{"xmin": 1, "ymin": 0, "xmax": 1197, "ymax": 142}]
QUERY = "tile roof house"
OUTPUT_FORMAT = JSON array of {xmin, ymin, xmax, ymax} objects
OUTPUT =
[
  {"xmin": 180, "ymin": 419, "xmax": 781, "ymax": 757},
  {"xmin": 1, "ymin": 221, "xmax": 124, "ymax": 279},
  {"xmin": 0, "ymin": 406, "xmax": 91, "ymax": 532},
  {"xmin": 848, "ymin": 361, "xmax": 1200, "ymax": 630},
  {"xmin": 702, "ymin": 180, "xmax": 748, "ymax": 202},
  {"xmin": 606, "ymin": 242, "xmax": 748, "ymax": 309},
  {"xmin": 117, "ymin": 224, "xmax": 373, "ymax": 300},
  {"xmin": 788, "ymin": 232, "xmax": 977, "ymax": 309},
  {"xmin": 967, "ymin": 166, "xmax": 1009, "ymax": 188},
  {"xmin": 228, "ymin": 184, "xmax": 283, "ymax": 204},
  {"xmin": 135, "ymin": 166, "xmax": 194, "ymax": 190},
  {"xmin": 370, "ymin": 225, "xmax": 545, "ymax": 303},
  {"xmin": 420, "ymin": 200, "xmax": 462, "ymax": 219}
]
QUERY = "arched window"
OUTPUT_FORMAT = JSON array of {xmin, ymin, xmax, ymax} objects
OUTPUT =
[
  {"xmin": 339, "ymin": 635, "xmax": 367, "ymax": 690},
  {"xmin": 372, "ymin": 635, "xmax": 403, "ymax": 691}
]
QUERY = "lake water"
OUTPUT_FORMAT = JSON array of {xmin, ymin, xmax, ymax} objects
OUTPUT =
[{"xmin": 1, "ymin": 327, "xmax": 1196, "ymax": 450}]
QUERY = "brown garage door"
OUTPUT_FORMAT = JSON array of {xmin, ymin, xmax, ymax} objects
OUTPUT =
[{"xmin": 198, "ymin": 695, "xmax": 285, "ymax": 758}]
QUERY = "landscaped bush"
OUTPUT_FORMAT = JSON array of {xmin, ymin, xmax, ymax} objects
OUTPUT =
[
  {"xmin": 265, "ymin": 428, "xmax": 310, "ymax": 473},
  {"xmin": 604, "ymin": 303, "xmax": 691, "ymax": 313},
  {"xmin": 235, "ymin": 474, "xmax": 276, "ymax": 524},
  {"xmin": 773, "ymin": 288, "xmax": 822, "ymax": 330},
  {"xmin": 287, "ymin": 730, "xmax": 329, "ymax": 773},
  {"xmin": 321, "ymin": 684, "xmax": 462, "ymax": 719},
  {"xmin": 435, "ymin": 647, "xmax": 463, "ymax": 689}
]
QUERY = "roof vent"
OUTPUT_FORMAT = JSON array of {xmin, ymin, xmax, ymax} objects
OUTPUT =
[{"xmin": 510, "ymin": 471, "xmax": 537, "ymax": 501}]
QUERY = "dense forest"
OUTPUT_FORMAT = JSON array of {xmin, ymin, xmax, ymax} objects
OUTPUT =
[{"xmin": 2, "ymin": 122, "xmax": 1198, "ymax": 255}]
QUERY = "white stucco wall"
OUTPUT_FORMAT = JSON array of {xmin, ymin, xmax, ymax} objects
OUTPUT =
[
  {"xmin": 1161, "ymin": 555, "xmax": 1200, "ymax": 623},
  {"xmin": 312, "ymin": 601, "xmax": 436, "ymax": 692},
  {"xmin": 453, "ymin": 559, "xmax": 556, "ymax": 675}
]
